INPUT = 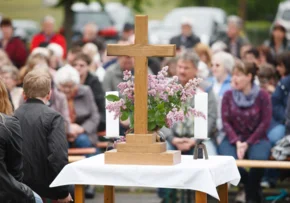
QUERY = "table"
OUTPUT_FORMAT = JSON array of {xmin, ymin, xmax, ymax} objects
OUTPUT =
[{"xmin": 50, "ymin": 154, "xmax": 240, "ymax": 203}]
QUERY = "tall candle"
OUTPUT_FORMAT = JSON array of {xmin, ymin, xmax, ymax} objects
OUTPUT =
[
  {"xmin": 106, "ymin": 91, "xmax": 120, "ymax": 138},
  {"xmin": 194, "ymin": 92, "xmax": 208, "ymax": 139}
]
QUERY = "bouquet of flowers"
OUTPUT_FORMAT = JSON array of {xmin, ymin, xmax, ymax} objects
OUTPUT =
[{"xmin": 106, "ymin": 66, "xmax": 205, "ymax": 132}]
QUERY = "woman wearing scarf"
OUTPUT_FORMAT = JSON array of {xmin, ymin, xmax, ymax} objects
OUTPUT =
[{"xmin": 219, "ymin": 61, "xmax": 272, "ymax": 203}]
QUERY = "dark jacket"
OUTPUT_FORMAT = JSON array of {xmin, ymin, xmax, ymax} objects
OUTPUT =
[
  {"xmin": 84, "ymin": 72, "xmax": 106, "ymax": 131},
  {"xmin": 222, "ymin": 36, "xmax": 248, "ymax": 58},
  {"xmin": 169, "ymin": 34, "xmax": 200, "ymax": 49},
  {"xmin": 0, "ymin": 37, "xmax": 28, "ymax": 68},
  {"xmin": 14, "ymin": 99, "xmax": 69, "ymax": 200},
  {"xmin": 272, "ymin": 75, "xmax": 290, "ymax": 124},
  {"xmin": 0, "ymin": 114, "xmax": 35, "ymax": 203}
]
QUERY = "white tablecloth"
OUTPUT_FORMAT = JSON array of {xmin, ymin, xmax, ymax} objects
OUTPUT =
[{"xmin": 50, "ymin": 154, "xmax": 240, "ymax": 200}]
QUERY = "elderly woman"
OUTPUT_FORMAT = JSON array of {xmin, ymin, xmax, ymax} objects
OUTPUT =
[
  {"xmin": 54, "ymin": 65, "xmax": 100, "ymax": 149},
  {"xmin": 0, "ymin": 65, "xmax": 23, "ymax": 109},
  {"xmin": 219, "ymin": 61, "xmax": 272, "ymax": 203},
  {"xmin": 208, "ymin": 52, "xmax": 234, "ymax": 144}
]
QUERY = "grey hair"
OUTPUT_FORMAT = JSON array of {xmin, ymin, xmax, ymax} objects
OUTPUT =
[
  {"xmin": 178, "ymin": 50, "xmax": 200, "ymax": 68},
  {"xmin": 42, "ymin": 15, "xmax": 55, "ymax": 24},
  {"xmin": 0, "ymin": 65, "xmax": 19, "ymax": 81},
  {"xmin": 213, "ymin": 51, "xmax": 235, "ymax": 74},
  {"xmin": 227, "ymin": 15, "xmax": 243, "ymax": 29},
  {"xmin": 54, "ymin": 64, "xmax": 80, "ymax": 86}
]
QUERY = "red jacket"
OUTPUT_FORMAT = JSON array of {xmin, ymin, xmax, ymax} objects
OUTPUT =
[
  {"xmin": 1, "ymin": 37, "xmax": 28, "ymax": 68},
  {"xmin": 30, "ymin": 32, "xmax": 67, "ymax": 57}
]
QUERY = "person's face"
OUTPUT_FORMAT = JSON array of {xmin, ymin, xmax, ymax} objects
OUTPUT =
[
  {"xmin": 259, "ymin": 52, "xmax": 267, "ymax": 65},
  {"xmin": 273, "ymin": 28, "xmax": 285, "ymax": 41},
  {"xmin": 227, "ymin": 23, "xmax": 240, "ymax": 39},
  {"xmin": 181, "ymin": 24, "xmax": 192, "ymax": 37},
  {"xmin": 58, "ymin": 82, "xmax": 78, "ymax": 99},
  {"xmin": 67, "ymin": 52, "xmax": 77, "ymax": 65},
  {"xmin": 177, "ymin": 59, "xmax": 197, "ymax": 85},
  {"xmin": 122, "ymin": 30, "xmax": 134, "ymax": 41},
  {"xmin": 231, "ymin": 70, "xmax": 252, "ymax": 91},
  {"xmin": 212, "ymin": 57, "xmax": 227, "ymax": 80},
  {"xmin": 240, "ymin": 45, "xmax": 251, "ymax": 61},
  {"xmin": 72, "ymin": 59, "xmax": 89, "ymax": 79},
  {"xmin": 118, "ymin": 56, "xmax": 134, "ymax": 71},
  {"xmin": 244, "ymin": 53, "xmax": 258, "ymax": 65},
  {"xmin": 42, "ymin": 21, "xmax": 54, "ymax": 35},
  {"xmin": 276, "ymin": 63, "xmax": 286, "ymax": 77},
  {"xmin": 1, "ymin": 26, "xmax": 13, "ymax": 39},
  {"xmin": 83, "ymin": 27, "xmax": 96, "ymax": 41},
  {"xmin": 0, "ymin": 73, "xmax": 17, "ymax": 91}
]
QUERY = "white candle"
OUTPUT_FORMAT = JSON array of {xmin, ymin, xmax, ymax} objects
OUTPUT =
[
  {"xmin": 194, "ymin": 92, "xmax": 208, "ymax": 139},
  {"xmin": 106, "ymin": 91, "xmax": 120, "ymax": 138}
]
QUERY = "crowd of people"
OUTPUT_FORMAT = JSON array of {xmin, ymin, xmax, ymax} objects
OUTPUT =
[{"xmin": 1, "ymin": 12, "xmax": 290, "ymax": 203}]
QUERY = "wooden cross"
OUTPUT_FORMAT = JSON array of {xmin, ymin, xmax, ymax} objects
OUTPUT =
[{"xmin": 107, "ymin": 15, "xmax": 176, "ymax": 134}]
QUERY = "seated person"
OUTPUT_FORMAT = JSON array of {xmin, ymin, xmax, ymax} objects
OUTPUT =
[
  {"xmin": 54, "ymin": 65, "xmax": 100, "ymax": 151},
  {"xmin": 219, "ymin": 61, "xmax": 272, "ymax": 203},
  {"xmin": 0, "ymin": 80, "xmax": 42, "ymax": 203},
  {"xmin": 0, "ymin": 65, "xmax": 23, "ymax": 109},
  {"xmin": 72, "ymin": 53, "xmax": 106, "ymax": 132},
  {"xmin": 161, "ymin": 51, "xmax": 217, "ymax": 155}
]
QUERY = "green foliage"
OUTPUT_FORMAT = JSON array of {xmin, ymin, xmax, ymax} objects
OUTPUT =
[{"xmin": 106, "ymin": 95, "xmax": 120, "ymax": 102}]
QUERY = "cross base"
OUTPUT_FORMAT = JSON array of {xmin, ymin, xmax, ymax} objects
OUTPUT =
[{"xmin": 104, "ymin": 133, "xmax": 182, "ymax": 165}]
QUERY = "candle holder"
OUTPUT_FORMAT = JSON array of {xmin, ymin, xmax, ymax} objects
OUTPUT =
[{"xmin": 193, "ymin": 139, "xmax": 209, "ymax": 160}]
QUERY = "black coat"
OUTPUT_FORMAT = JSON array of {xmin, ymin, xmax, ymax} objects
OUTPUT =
[
  {"xmin": 170, "ymin": 34, "xmax": 200, "ymax": 49},
  {"xmin": 85, "ymin": 72, "xmax": 106, "ymax": 132},
  {"xmin": 14, "ymin": 99, "xmax": 69, "ymax": 200},
  {"xmin": 0, "ymin": 114, "xmax": 35, "ymax": 203}
]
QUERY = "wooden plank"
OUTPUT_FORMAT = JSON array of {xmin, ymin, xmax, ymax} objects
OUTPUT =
[
  {"xmin": 68, "ymin": 148, "xmax": 96, "ymax": 155},
  {"xmin": 217, "ymin": 183, "xmax": 228, "ymax": 203},
  {"xmin": 134, "ymin": 56, "xmax": 148, "ymax": 134},
  {"xmin": 104, "ymin": 149, "xmax": 181, "ymax": 165},
  {"xmin": 236, "ymin": 160, "xmax": 290, "ymax": 169},
  {"xmin": 106, "ymin": 44, "xmax": 176, "ymax": 57},
  {"xmin": 74, "ymin": 185, "xmax": 84, "ymax": 203},
  {"xmin": 68, "ymin": 156, "xmax": 85, "ymax": 163},
  {"xmin": 104, "ymin": 186, "xmax": 115, "ymax": 203},
  {"xmin": 135, "ymin": 15, "xmax": 148, "ymax": 44},
  {"xmin": 195, "ymin": 191, "xmax": 207, "ymax": 203},
  {"xmin": 117, "ymin": 142, "xmax": 166, "ymax": 153},
  {"xmin": 126, "ymin": 134, "xmax": 156, "ymax": 144}
]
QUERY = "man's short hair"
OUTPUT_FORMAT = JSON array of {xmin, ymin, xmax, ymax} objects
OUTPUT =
[
  {"xmin": 23, "ymin": 69, "xmax": 51, "ymax": 99},
  {"xmin": 246, "ymin": 48, "xmax": 260, "ymax": 59},
  {"xmin": 42, "ymin": 15, "xmax": 55, "ymax": 24},
  {"xmin": 73, "ymin": 53, "xmax": 92, "ymax": 65},
  {"xmin": 178, "ymin": 50, "xmax": 200, "ymax": 68}
]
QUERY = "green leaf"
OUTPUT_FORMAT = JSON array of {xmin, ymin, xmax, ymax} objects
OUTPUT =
[
  {"xmin": 148, "ymin": 122, "xmax": 157, "ymax": 131},
  {"xmin": 157, "ymin": 103, "xmax": 164, "ymax": 110},
  {"xmin": 106, "ymin": 95, "xmax": 120, "ymax": 102},
  {"xmin": 129, "ymin": 114, "xmax": 134, "ymax": 129},
  {"xmin": 121, "ymin": 112, "xmax": 129, "ymax": 121}
]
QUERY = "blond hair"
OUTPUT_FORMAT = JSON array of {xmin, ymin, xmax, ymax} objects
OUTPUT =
[
  {"xmin": 0, "ymin": 80, "xmax": 13, "ymax": 115},
  {"xmin": 23, "ymin": 69, "xmax": 51, "ymax": 99},
  {"xmin": 194, "ymin": 43, "xmax": 212, "ymax": 67}
]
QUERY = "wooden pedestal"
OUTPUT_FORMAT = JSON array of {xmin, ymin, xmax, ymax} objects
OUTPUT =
[{"xmin": 104, "ymin": 134, "xmax": 181, "ymax": 165}]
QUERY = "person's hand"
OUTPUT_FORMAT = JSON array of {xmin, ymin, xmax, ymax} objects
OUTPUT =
[
  {"xmin": 236, "ymin": 141, "xmax": 248, "ymax": 160},
  {"xmin": 175, "ymin": 142, "xmax": 192, "ymax": 151},
  {"xmin": 70, "ymin": 123, "xmax": 84, "ymax": 135},
  {"xmin": 172, "ymin": 137, "xmax": 185, "ymax": 146},
  {"xmin": 120, "ymin": 119, "xmax": 130, "ymax": 128},
  {"xmin": 267, "ymin": 84, "xmax": 275, "ymax": 93},
  {"xmin": 182, "ymin": 138, "xmax": 196, "ymax": 147},
  {"xmin": 58, "ymin": 193, "xmax": 73, "ymax": 203}
]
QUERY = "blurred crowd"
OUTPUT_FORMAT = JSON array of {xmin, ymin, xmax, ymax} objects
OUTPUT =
[{"xmin": 1, "ymin": 13, "xmax": 290, "ymax": 203}]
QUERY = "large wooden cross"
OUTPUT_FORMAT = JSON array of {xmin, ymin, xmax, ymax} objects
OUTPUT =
[
  {"xmin": 105, "ymin": 15, "xmax": 180, "ymax": 166},
  {"xmin": 107, "ymin": 15, "xmax": 175, "ymax": 134}
]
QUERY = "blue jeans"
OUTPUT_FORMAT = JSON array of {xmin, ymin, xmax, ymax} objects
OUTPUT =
[
  {"xmin": 267, "ymin": 120, "xmax": 285, "ymax": 145},
  {"xmin": 33, "ymin": 191, "xmax": 43, "ymax": 203},
  {"xmin": 218, "ymin": 137, "xmax": 271, "ymax": 201},
  {"xmin": 70, "ymin": 134, "xmax": 96, "ymax": 157}
]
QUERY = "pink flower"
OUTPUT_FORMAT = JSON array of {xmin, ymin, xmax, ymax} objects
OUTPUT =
[
  {"xmin": 123, "ymin": 70, "xmax": 132, "ymax": 80},
  {"xmin": 106, "ymin": 99, "xmax": 126, "ymax": 119},
  {"xmin": 166, "ymin": 108, "xmax": 185, "ymax": 128}
]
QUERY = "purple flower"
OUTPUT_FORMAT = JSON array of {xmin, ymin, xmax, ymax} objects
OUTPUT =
[{"xmin": 123, "ymin": 70, "xmax": 132, "ymax": 80}]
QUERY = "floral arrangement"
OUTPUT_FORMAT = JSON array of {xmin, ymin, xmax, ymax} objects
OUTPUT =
[{"xmin": 106, "ymin": 66, "xmax": 204, "ymax": 132}]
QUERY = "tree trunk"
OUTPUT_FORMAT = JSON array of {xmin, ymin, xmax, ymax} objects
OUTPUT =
[
  {"xmin": 63, "ymin": 0, "xmax": 74, "ymax": 50},
  {"xmin": 238, "ymin": 0, "xmax": 247, "ymax": 21},
  {"xmin": 197, "ymin": 0, "xmax": 208, "ymax": 6}
]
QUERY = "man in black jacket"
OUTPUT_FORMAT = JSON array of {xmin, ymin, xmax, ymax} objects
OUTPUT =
[
  {"xmin": 170, "ymin": 17, "xmax": 200, "ymax": 50},
  {"xmin": 14, "ymin": 69, "xmax": 72, "ymax": 202}
]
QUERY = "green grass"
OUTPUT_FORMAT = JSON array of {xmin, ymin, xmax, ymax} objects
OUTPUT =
[{"xmin": 0, "ymin": 0, "xmax": 177, "ymax": 28}]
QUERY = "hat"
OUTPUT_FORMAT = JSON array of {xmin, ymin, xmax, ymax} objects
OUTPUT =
[
  {"xmin": 181, "ymin": 17, "xmax": 193, "ymax": 26},
  {"xmin": 123, "ymin": 23, "xmax": 134, "ymax": 31}
]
